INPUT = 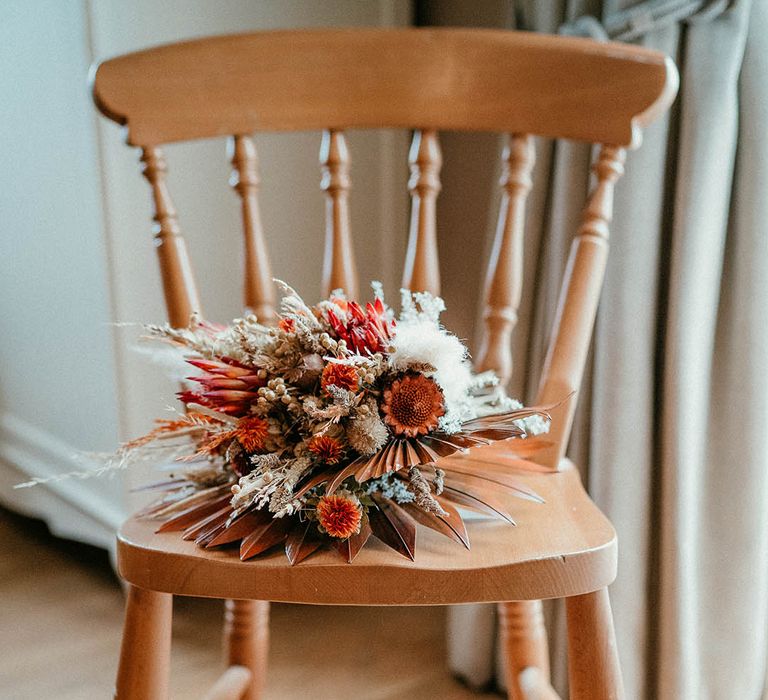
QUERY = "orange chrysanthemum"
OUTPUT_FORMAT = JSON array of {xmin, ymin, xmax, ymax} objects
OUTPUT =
[
  {"xmin": 234, "ymin": 416, "xmax": 270, "ymax": 452},
  {"xmin": 321, "ymin": 363, "xmax": 359, "ymax": 393},
  {"xmin": 316, "ymin": 495, "xmax": 362, "ymax": 538},
  {"xmin": 381, "ymin": 373, "xmax": 445, "ymax": 438},
  {"xmin": 307, "ymin": 435, "xmax": 344, "ymax": 464}
]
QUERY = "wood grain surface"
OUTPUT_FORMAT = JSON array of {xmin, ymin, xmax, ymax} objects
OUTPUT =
[
  {"xmin": 117, "ymin": 457, "xmax": 616, "ymax": 605},
  {"xmin": 93, "ymin": 28, "xmax": 677, "ymax": 147}
]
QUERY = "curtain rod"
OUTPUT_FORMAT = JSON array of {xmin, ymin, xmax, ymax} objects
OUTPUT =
[{"xmin": 558, "ymin": 0, "xmax": 738, "ymax": 41}]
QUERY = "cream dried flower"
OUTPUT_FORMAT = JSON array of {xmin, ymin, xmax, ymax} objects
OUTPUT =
[
  {"xmin": 407, "ymin": 466, "xmax": 447, "ymax": 516},
  {"xmin": 346, "ymin": 410, "xmax": 389, "ymax": 456}
]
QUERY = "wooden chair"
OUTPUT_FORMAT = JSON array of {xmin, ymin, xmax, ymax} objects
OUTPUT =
[{"xmin": 92, "ymin": 28, "xmax": 677, "ymax": 700}]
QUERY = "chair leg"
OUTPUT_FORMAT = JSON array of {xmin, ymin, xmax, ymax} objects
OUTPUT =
[
  {"xmin": 223, "ymin": 599, "xmax": 269, "ymax": 700},
  {"xmin": 565, "ymin": 588, "xmax": 624, "ymax": 700},
  {"xmin": 114, "ymin": 584, "xmax": 173, "ymax": 700},
  {"xmin": 498, "ymin": 600, "xmax": 551, "ymax": 700}
]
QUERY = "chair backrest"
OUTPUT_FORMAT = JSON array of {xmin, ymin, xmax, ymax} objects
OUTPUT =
[{"xmin": 92, "ymin": 28, "xmax": 677, "ymax": 469}]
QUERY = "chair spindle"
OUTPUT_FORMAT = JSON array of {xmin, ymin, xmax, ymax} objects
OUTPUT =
[
  {"xmin": 402, "ymin": 129, "xmax": 442, "ymax": 294},
  {"xmin": 230, "ymin": 135, "xmax": 277, "ymax": 324},
  {"xmin": 140, "ymin": 145, "xmax": 201, "ymax": 328},
  {"xmin": 114, "ymin": 585, "xmax": 172, "ymax": 699},
  {"xmin": 536, "ymin": 145, "xmax": 626, "ymax": 468},
  {"xmin": 499, "ymin": 599, "xmax": 552, "ymax": 700},
  {"xmin": 320, "ymin": 129, "xmax": 358, "ymax": 299},
  {"xmin": 223, "ymin": 599, "xmax": 269, "ymax": 700},
  {"xmin": 476, "ymin": 134, "xmax": 535, "ymax": 387}
]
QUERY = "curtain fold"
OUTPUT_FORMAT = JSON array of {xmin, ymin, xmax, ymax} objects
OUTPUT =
[{"xmin": 441, "ymin": 1, "xmax": 768, "ymax": 697}]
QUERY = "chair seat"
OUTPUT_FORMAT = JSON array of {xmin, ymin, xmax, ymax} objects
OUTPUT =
[{"xmin": 118, "ymin": 456, "xmax": 616, "ymax": 605}]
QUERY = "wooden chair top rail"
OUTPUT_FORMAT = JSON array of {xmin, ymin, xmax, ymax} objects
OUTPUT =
[{"xmin": 92, "ymin": 27, "xmax": 677, "ymax": 148}]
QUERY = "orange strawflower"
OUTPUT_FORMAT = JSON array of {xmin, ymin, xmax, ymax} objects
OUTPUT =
[
  {"xmin": 316, "ymin": 494, "xmax": 362, "ymax": 538},
  {"xmin": 321, "ymin": 362, "xmax": 359, "ymax": 393},
  {"xmin": 381, "ymin": 373, "xmax": 445, "ymax": 438},
  {"xmin": 307, "ymin": 435, "xmax": 344, "ymax": 464},
  {"xmin": 235, "ymin": 416, "xmax": 270, "ymax": 452}
]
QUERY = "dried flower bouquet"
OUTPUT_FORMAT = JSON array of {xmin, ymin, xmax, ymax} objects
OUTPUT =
[{"xmin": 115, "ymin": 282, "xmax": 553, "ymax": 564}]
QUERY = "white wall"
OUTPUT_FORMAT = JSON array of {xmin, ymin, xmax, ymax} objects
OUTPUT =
[
  {"xmin": 0, "ymin": 0, "xmax": 411, "ymax": 547},
  {"xmin": 0, "ymin": 1, "xmax": 123, "ymax": 543}
]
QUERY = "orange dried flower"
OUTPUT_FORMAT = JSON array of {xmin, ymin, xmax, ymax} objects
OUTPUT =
[
  {"xmin": 235, "ymin": 416, "xmax": 269, "ymax": 452},
  {"xmin": 307, "ymin": 435, "xmax": 344, "ymax": 464},
  {"xmin": 381, "ymin": 373, "xmax": 445, "ymax": 438},
  {"xmin": 196, "ymin": 429, "xmax": 235, "ymax": 456},
  {"xmin": 278, "ymin": 317, "xmax": 295, "ymax": 333},
  {"xmin": 316, "ymin": 494, "xmax": 362, "ymax": 538},
  {"xmin": 124, "ymin": 417, "xmax": 197, "ymax": 450},
  {"xmin": 321, "ymin": 362, "xmax": 359, "ymax": 393}
]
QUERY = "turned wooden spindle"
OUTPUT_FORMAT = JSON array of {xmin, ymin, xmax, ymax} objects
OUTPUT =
[
  {"xmin": 498, "ymin": 600, "xmax": 552, "ymax": 700},
  {"xmin": 536, "ymin": 145, "xmax": 626, "ymax": 468},
  {"xmin": 566, "ymin": 589, "xmax": 625, "ymax": 699},
  {"xmin": 320, "ymin": 129, "xmax": 358, "ymax": 299},
  {"xmin": 476, "ymin": 134, "xmax": 535, "ymax": 387},
  {"xmin": 402, "ymin": 129, "xmax": 442, "ymax": 294},
  {"xmin": 229, "ymin": 135, "xmax": 276, "ymax": 324},
  {"xmin": 140, "ymin": 146, "xmax": 201, "ymax": 328},
  {"xmin": 223, "ymin": 599, "xmax": 270, "ymax": 700},
  {"xmin": 114, "ymin": 586, "xmax": 172, "ymax": 699}
]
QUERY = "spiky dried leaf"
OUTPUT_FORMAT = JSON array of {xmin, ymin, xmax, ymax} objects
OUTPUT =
[{"xmin": 368, "ymin": 498, "xmax": 416, "ymax": 560}]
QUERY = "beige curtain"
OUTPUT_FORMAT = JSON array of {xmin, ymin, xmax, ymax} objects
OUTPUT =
[{"xmin": 437, "ymin": 1, "xmax": 768, "ymax": 698}]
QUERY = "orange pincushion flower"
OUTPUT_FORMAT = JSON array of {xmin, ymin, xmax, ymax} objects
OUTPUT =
[
  {"xmin": 321, "ymin": 362, "xmax": 359, "ymax": 393},
  {"xmin": 316, "ymin": 494, "xmax": 362, "ymax": 538},
  {"xmin": 381, "ymin": 373, "xmax": 445, "ymax": 438},
  {"xmin": 307, "ymin": 435, "xmax": 344, "ymax": 464},
  {"xmin": 234, "ymin": 416, "xmax": 270, "ymax": 452}
]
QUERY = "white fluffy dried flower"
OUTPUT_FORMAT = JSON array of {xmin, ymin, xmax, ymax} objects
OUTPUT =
[
  {"xmin": 346, "ymin": 411, "xmax": 389, "ymax": 456},
  {"xmin": 389, "ymin": 314, "xmax": 474, "ymax": 430}
]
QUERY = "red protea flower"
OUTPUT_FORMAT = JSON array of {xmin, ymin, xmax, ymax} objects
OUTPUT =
[
  {"xmin": 381, "ymin": 373, "xmax": 445, "ymax": 438},
  {"xmin": 180, "ymin": 358, "xmax": 265, "ymax": 416},
  {"xmin": 320, "ymin": 363, "xmax": 359, "ymax": 393},
  {"xmin": 307, "ymin": 435, "xmax": 344, "ymax": 464},
  {"xmin": 316, "ymin": 494, "xmax": 362, "ymax": 538},
  {"xmin": 324, "ymin": 297, "xmax": 395, "ymax": 354}
]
